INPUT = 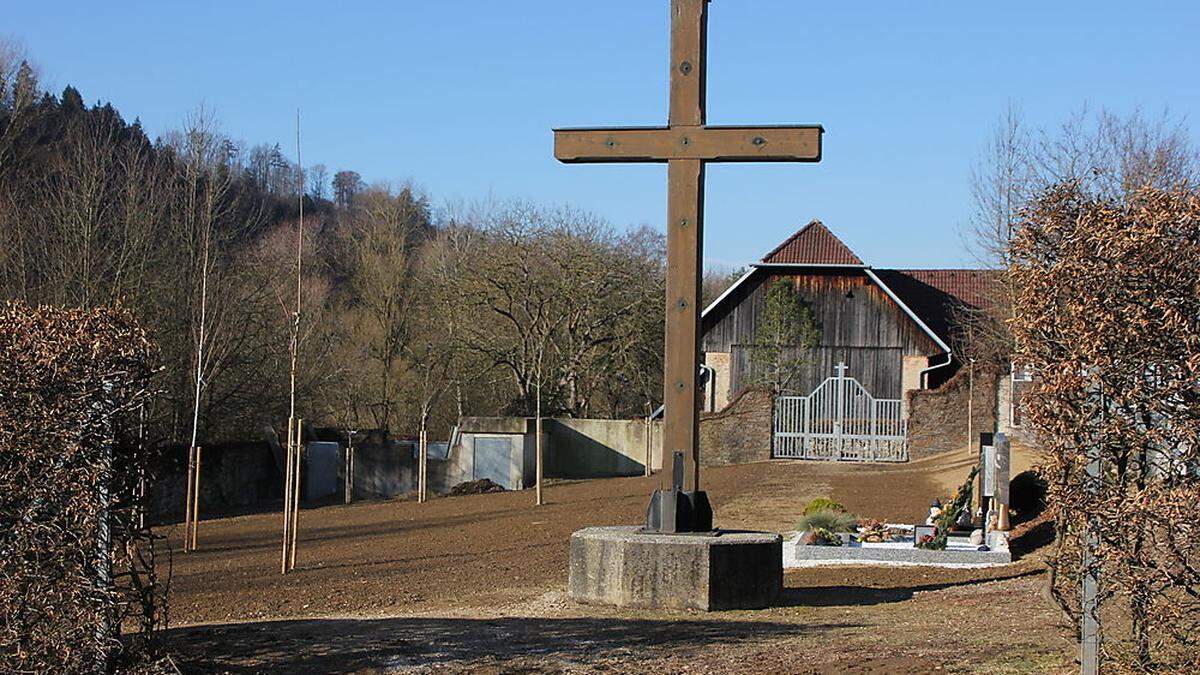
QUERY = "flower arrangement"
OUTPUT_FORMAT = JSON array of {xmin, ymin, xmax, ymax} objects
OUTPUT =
[
  {"xmin": 854, "ymin": 518, "xmax": 890, "ymax": 543},
  {"xmin": 803, "ymin": 527, "xmax": 843, "ymax": 546},
  {"xmin": 916, "ymin": 466, "xmax": 979, "ymax": 551}
]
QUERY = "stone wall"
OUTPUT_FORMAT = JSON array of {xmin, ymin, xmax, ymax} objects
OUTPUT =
[
  {"xmin": 906, "ymin": 367, "xmax": 999, "ymax": 459},
  {"xmin": 150, "ymin": 441, "xmax": 280, "ymax": 520},
  {"xmin": 699, "ymin": 385, "xmax": 774, "ymax": 466},
  {"xmin": 546, "ymin": 418, "xmax": 659, "ymax": 478},
  {"xmin": 454, "ymin": 416, "xmax": 660, "ymax": 484},
  {"xmin": 351, "ymin": 441, "xmax": 418, "ymax": 498}
]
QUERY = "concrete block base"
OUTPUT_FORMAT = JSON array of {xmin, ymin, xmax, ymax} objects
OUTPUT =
[{"xmin": 568, "ymin": 526, "xmax": 782, "ymax": 611}]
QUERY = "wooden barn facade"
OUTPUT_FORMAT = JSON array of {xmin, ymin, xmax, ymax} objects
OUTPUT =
[{"xmin": 701, "ymin": 220, "xmax": 996, "ymax": 418}]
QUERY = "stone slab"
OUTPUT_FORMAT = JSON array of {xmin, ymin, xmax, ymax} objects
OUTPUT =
[
  {"xmin": 784, "ymin": 536, "xmax": 1011, "ymax": 569},
  {"xmin": 569, "ymin": 526, "xmax": 782, "ymax": 611}
]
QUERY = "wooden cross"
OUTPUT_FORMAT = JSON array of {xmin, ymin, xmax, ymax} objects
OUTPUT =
[{"xmin": 554, "ymin": 0, "xmax": 823, "ymax": 497}]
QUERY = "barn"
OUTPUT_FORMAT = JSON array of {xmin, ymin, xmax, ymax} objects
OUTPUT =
[{"xmin": 700, "ymin": 220, "xmax": 1000, "ymax": 461}]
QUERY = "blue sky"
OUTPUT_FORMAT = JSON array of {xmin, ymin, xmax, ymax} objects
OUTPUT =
[{"xmin": 8, "ymin": 1, "xmax": 1198, "ymax": 268}]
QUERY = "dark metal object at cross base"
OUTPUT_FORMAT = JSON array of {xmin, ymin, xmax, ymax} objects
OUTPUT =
[
  {"xmin": 553, "ymin": 0, "xmax": 824, "ymax": 533},
  {"xmin": 645, "ymin": 451, "xmax": 714, "ymax": 533}
]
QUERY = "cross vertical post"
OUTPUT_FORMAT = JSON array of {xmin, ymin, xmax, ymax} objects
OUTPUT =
[
  {"xmin": 663, "ymin": 0, "xmax": 707, "ymax": 497},
  {"xmin": 664, "ymin": 158, "xmax": 704, "ymax": 494},
  {"xmin": 553, "ymin": 0, "xmax": 823, "ymax": 532}
]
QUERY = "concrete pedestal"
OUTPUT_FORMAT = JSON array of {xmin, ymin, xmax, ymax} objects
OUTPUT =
[{"xmin": 568, "ymin": 526, "xmax": 782, "ymax": 611}]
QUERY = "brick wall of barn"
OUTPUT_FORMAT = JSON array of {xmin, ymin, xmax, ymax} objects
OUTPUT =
[
  {"xmin": 699, "ymin": 386, "xmax": 774, "ymax": 466},
  {"xmin": 906, "ymin": 366, "xmax": 999, "ymax": 458}
]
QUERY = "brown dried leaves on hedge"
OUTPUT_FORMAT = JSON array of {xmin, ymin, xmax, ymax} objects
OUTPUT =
[
  {"xmin": 0, "ymin": 302, "xmax": 160, "ymax": 673},
  {"xmin": 1010, "ymin": 185, "xmax": 1200, "ymax": 671}
]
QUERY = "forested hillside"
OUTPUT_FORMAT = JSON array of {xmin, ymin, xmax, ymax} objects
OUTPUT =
[{"xmin": 0, "ymin": 47, "xmax": 666, "ymax": 446}]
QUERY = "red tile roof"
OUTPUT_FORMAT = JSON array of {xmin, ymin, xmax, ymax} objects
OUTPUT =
[
  {"xmin": 890, "ymin": 269, "xmax": 1002, "ymax": 310},
  {"xmin": 761, "ymin": 220, "xmax": 863, "ymax": 265},
  {"xmin": 714, "ymin": 221, "xmax": 1003, "ymax": 348}
]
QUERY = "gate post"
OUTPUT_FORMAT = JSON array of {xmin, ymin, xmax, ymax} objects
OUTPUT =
[
  {"xmin": 869, "ymin": 400, "xmax": 878, "ymax": 462},
  {"xmin": 834, "ymin": 362, "xmax": 847, "ymax": 459}
]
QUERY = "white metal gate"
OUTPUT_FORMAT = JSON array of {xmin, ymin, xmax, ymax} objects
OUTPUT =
[{"xmin": 774, "ymin": 363, "xmax": 908, "ymax": 462}]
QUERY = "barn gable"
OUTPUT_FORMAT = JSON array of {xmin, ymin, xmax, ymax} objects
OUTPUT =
[{"xmin": 701, "ymin": 221, "xmax": 996, "ymax": 411}]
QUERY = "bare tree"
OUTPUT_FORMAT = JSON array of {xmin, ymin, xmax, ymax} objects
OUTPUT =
[
  {"xmin": 333, "ymin": 170, "xmax": 362, "ymax": 209},
  {"xmin": 404, "ymin": 238, "xmax": 465, "ymax": 501},
  {"xmin": 959, "ymin": 105, "xmax": 1200, "ymax": 366},
  {"xmin": 308, "ymin": 163, "xmax": 329, "ymax": 201},
  {"xmin": 175, "ymin": 107, "xmax": 234, "ymax": 453},
  {"xmin": 450, "ymin": 202, "xmax": 665, "ymax": 419},
  {"xmin": 340, "ymin": 183, "xmax": 432, "ymax": 432}
]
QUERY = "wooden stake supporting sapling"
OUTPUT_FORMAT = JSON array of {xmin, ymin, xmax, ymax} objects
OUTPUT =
[
  {"xmin": 344, "ymin": 430, "xmax": 356, "ymax": 505},
  {"xmin": 183, "ymin": 445, "xmax": 194, "ymax": 552},
  {"xmin": 280, "ymin": 111, "xmax": 306, "ymax": 574},
  {"xmin": 282, "ymin": 417, "xmax": 294, "ymax": 574},
  {"xmin": 418, "ymin": 426, "xmax": 428, "ymax": 503},
  {"xmin": 644, "ymin": 412, "xmax": 653, "ymax": 477},
  {"xmin": 290, "ymin": 420, "xmax": 302, "ymax": 571},
  {"xmin": 191, "ymin": 446, "xmax": 201, "ymax": 551}
]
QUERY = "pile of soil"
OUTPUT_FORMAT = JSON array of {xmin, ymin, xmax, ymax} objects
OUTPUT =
[{"xmin": 449, "ymin": 478, "xmax": 506, "ymax": 496}]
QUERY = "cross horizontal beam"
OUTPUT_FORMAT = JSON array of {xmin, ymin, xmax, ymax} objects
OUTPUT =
[{"xmin": 554, "ymin": 125, "xmax": 823, "ymax": 164}]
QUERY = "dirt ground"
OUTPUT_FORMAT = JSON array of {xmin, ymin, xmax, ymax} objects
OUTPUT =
[{"xmin": 163, "ymin": 456, "xmax": 1074, "ymax": 673}]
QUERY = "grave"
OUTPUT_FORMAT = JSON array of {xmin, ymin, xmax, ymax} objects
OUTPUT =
[
  {"xmin": 786, "ymin": 438, "xmax": 1016, "ymax": 569},
  {"xmin": 554, "ymin": 0, "xmax": 821, "ymax": 609},
  {"xmin": 784, "ymin": 526, "xmax": 1012, "ymax": 569}
]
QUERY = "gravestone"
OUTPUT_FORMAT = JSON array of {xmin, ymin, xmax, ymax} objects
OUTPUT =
[
  {"xmin": 994, "ymin": 432, "xmax": 1011, "ymax": 530},
  {"xmin": 556, "ymin": 0, "xmax": 819, "ymax": 610},
  {"xmin": 979, "ymin": 431, "xmax": 1012, "ymax": 531}
]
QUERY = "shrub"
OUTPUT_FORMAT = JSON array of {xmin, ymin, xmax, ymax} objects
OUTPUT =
[
  {"xmin": 803, "ymin": 527, "xmax": 843, "ymax": 546},
  {"xmin": 1011, "ymin": 184, "xmax": 1200, "ymax": 669},
  {"xmin": 0, "ymin": 303, "xmax": 160, "ymax": 673},
  {"xmin": 802, "ymin": 497, "xmax": 846, "ymax": 515},
  {"xmin": 798, "ymin": 509, "xmax": 857, "ymax": 533}
]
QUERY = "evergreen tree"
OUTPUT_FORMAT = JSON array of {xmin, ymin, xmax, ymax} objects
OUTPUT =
[
  {"xmin": 60, "ymin": 85, "xmax": 83, "ymax": 113},
  {"xmin": 748, "ymin": 279, "xmax": 819, "ymax": 393}
]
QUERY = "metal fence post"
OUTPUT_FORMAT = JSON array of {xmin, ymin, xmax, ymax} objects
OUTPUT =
[{"xmin": 1081, "ymin": 442, "xmax": 1101, "ymax": 675}]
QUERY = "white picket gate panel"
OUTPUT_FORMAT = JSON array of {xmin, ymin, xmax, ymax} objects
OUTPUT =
[{"xmin": 774, "ymin": 363, "xmax": 907, "ymax": 462}]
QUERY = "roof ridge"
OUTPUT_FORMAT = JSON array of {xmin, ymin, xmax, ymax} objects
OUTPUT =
[
  {"xmin": 759, "ymin": 219, "xmax": 819, "ymax": 262},
  {"xmin": 761, "ymin": 219, "xmax": 863, "ymax": 266},
  {"xmin": 887, "ymin": 267, "xmax": 998, "ymax": 273}
]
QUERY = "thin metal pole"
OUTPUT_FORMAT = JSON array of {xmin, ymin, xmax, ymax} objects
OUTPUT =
[
  {"xmin": 137, "ymin": 403, "xmax": 146, "ymax": 531},
  {"xmin": 94, "ymin": 381, "xmax": 116, "ymax": 672},
  {"xmin": 1081, "ymin": 441, "xmax": 1102, "ymax": 674},
  {"xmin": 191, "ymin": 446, "xmax": 201, "ymax": 550}
]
